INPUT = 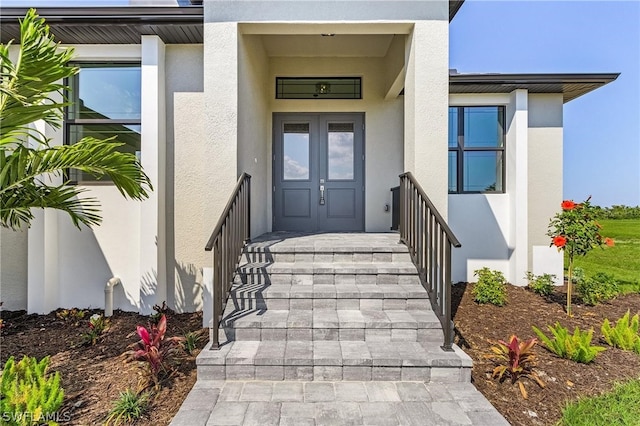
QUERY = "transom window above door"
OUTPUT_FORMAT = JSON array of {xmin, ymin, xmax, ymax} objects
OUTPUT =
[{"xmin": 276, "ymin": 77, "xmax": 362, "ymax": 99}]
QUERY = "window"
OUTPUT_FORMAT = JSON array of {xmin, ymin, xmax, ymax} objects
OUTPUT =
[
  {"xmin": 276, "ymin": 77, "xmax": 362, "ymax": 99},
  {"xmin": 448, "ymin": 106, "xmax": 505, "ymax": 193},
  {"xmin": 65, "ymin": 63, "xmax": 141, "ymax": 182}
]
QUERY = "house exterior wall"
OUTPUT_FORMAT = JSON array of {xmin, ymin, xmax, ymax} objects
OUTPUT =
[
  {"xmin": 448, "ymin": 92, "xmax": 563, "ymax": 285},
  {"xmin": 19, "ymin": 41, "xmax": 209, "ymax": 314},
  {"xmin": 167, "ymin": 44, "xmax": 205, "ymax": 313},
  {"xmin": 404, "ymin": 20, "xmax": 450, "ymax": 217},
  {"xmin": 528, "ymin": 94, "xmax": 564, "ymax": 282},
  {"xmin": 0, "ymin": 228, "xmax": 28, "ymax": 310}
]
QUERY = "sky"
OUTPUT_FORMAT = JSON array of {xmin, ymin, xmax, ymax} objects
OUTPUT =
[{"xmin": 450, "ymin": 0, "xmax": 640, "ymax": 207}]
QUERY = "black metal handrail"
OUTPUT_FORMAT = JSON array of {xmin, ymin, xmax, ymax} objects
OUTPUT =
[
  {"xmin": 399, "ymin": 172, "xmax": 461, "ymax": 351},
  {"xmin": 205, "ymin": 173, "xmax": 251, "ymax": 350}
]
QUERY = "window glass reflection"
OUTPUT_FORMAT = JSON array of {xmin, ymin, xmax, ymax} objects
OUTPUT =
[
  {"xmin": 463, "ymin": 107, "xmax": 503, "ymax": 147},
  {"xmin": 328, "ymin": 123, "xmax": 354, "ymax": 180},
  {"xmin": 283, "ymin": 123, "xmax": 310, "ymax": 180},
  {"xmin": 463, "ymin": 151, "xmax": 503, "ymax": 192},
  {"xmin": 69, "ymin": 65, "xmax": 141, "ymax": 120}
]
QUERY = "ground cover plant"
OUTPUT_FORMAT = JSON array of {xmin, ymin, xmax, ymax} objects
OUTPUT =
[
  {"xmin": 601, "ymin": 310, "xmax": 640, "ymax": 353},
  {"xmin": 532, "ymin": 323, "xmax": 605, "ymax": 363}
]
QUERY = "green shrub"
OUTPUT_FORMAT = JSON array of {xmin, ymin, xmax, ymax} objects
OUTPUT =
[
  {"xmin": 532, "ymin": 323, "xmax": 605, "ymax": 363},
  {"xmin": 576, "ymin": 272, "xmax": 619, "ymax": 305},
  {"xmin": 0, "ymin": 356, "xmax": 64, "ymax": 426},
  {"xmin": 472, "ymin": 267, "xmax": 507, "ymax": 306},
  {"xmin": 105, "ymin": 389, "xmax": 150, "ymax": 425},
  {"xmin": 525, "ymin": 272, "xmax": 556, "ymax": 297},
  {"xmin": 601, "ymin": 310, "xmax": 640, "ymax": 353}
]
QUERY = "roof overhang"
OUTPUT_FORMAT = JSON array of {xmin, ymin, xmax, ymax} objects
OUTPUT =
[
  {"xmin": 0, "ymin": 7, "xmax": 204, "ymax": 44},
  {"xmin": 449, "ymin": 0, "xmax": 465, "ymax": 21},
  {"xmin": 1, "ymin": 1, "xmax": 463, "ymax": 44},
  {"xmin": 449, "ymin": 72, "xmax": 620, "ymax": 103}
]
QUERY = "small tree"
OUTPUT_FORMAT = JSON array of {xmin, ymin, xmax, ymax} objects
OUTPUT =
[{"xmin": 547, "ymin": 198, "xmax": 614, "ymax": 316}]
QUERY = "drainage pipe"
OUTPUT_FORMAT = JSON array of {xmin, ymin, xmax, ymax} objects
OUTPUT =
[{"xmin": 104, "ymin": 277, "xmax": 121, "ymax": 317}]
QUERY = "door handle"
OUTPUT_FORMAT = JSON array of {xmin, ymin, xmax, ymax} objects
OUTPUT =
[{"xmin": 319, "ymin": 185, "xmax": 325, "ymax": 205}]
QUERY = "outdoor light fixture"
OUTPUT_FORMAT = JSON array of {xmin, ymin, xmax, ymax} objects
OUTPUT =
[{"xmin": 315, "ymin": 82, "xmax": 331, "ymax": 96}]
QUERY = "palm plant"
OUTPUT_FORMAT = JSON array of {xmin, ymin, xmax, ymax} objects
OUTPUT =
[{"xmin": 0, "ymin": 9, "xmax": 151, "ymax": 230}]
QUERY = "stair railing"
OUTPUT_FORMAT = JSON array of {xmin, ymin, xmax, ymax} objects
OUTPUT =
[
  {"xmin": 205, "ymin": 173, "xmax": 251, "ymax": 350},
  {"xmin": 399, "ymin": 172, "xmax": 461, "ymax": 351}
]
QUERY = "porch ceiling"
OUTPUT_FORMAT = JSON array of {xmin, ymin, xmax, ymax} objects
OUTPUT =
[{"xmin": 261, "ymin": 34, "xmax": 395, "ymax": 57}]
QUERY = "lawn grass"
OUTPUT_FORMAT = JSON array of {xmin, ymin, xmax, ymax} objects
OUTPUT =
[
  {"xmin": 559, "ymin": 378, "xmax": 640, "ymax": 426},
  {"xmin": 568, "ymin": 219, "xmax": 640, "ymax": 293}
]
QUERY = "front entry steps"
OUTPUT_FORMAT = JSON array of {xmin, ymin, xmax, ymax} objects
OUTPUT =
[{"xmin": 197, "ymin": 233, "xmax": 471, "ymax": 383}]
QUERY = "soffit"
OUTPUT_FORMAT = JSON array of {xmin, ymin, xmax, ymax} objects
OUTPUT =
[
  {"xmin": 0, "ymin": 7, "xmax": 204, "ymax": 44},
  {"xmin": 449, "ymin": 73, "xmax": 620, "ymax": 103},
  {"xmin": 261, "ymin": 34, "xmax": 395, "ymax": 57}
]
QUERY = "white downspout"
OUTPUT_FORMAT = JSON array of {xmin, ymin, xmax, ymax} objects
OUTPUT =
[{"xmin": 104, "ymin": 277, "xmax": 121, "ymax": 317}]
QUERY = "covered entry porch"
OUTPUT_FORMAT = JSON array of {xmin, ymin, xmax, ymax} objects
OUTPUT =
[{"xmin": 191, "ymin": 18, "xmax": 450, "ymax": 239}]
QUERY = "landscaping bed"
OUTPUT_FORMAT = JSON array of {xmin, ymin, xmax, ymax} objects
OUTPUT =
[
  {"xmin": 2, "ymin": 285, "xmax": 639, "ymax": 425},
  {"xmin": 453, "ymin": 283, "xmax": 640, "ymax": 426},
  {"xmin": 0, "ymin": 310, "xmax": 205, "ymax": 426}
]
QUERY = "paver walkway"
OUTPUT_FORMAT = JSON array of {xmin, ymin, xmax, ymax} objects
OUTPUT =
[
  {"xmin": 170, "ymin": 380, "xmax": 509, "ymax": 425},
  {"xmin": 170, "ymin": 233, "xmax": 508, "ymax": 425}
]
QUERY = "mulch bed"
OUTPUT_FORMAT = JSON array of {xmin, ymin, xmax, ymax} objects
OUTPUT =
[
  {"xmin": 0, "ymin": 309, "xmax": 205, "ymax": 426},
  {"xmin": 453, "ymin": 283, "xmax": 640, "ymax": 426},
  {"xmin": 1, "ymin": 285, "xmax": 639, "ymax": 425}
]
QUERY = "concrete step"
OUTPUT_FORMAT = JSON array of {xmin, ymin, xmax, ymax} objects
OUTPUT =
[
  {"xmin": 218, "ymin": 308, "xmax": 442, "ymax": 342},
  {"xmin": 238, "ymin": 262, "xmax": 419, "ymax": 276},
  {"xmin": 236, "ymin": 264, "xmax": 420, "ymax": 286},
  {"xmin": 197, "ymin": 341, "xmax": 472, "ymax": 382},
  {"xmin": 243, "ymin": 250, "xmax": 412, "ymax": 264}
]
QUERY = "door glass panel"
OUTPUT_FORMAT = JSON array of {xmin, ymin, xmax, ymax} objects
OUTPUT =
[
  {"xmin": 283, "ymin": 123, "xmax": 310, "ymax": 180},
  {"xmin": 327, "ymin": 122, "xmax": 354, "ymax": 180}
]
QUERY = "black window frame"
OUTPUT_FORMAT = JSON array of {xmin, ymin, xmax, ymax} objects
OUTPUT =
[
  {"xmin": 448, "ymin": 105, "xmax": 506, "ymax": 194},
  {"xmin": 64, "ymin": 61, "xmax": 142, "ymax": 184}
]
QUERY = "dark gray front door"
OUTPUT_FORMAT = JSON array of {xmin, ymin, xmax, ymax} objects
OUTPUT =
[{"xmin": 273, "ymin": 113, "xmax": 364, "ymax": 232}]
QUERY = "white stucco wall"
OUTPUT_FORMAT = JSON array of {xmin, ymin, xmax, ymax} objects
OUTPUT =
[
  {"xmin": 448, "ymin": 92, "xmax": 564, "ymax": 285},
  {"xmin": 0, "ymin": 228, "xmax": 28, "ymax": 311},
  {"xmin": 528, "ymin": 94, "xmax": 564, "ymax": 283},
  {"xmin": 167, "ymin": 45, "xmax": 206, "ymax": 313},
  {"xmin": 404, "ymin": 20, "xmax": 450, "ymax": 217},
  {"xmin": 238, "ymin": 34, "xmax": 270, "ymax": 238}
]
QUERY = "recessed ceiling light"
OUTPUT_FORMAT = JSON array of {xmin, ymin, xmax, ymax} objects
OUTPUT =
[{"xmin": 321, "ymin": 33, "xmax": 336, "ymax": 37}]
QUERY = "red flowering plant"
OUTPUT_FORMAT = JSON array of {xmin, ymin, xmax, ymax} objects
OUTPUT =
[{"xmin": 547, "ymin": 197, "xmax": 614, "ymax": 316}]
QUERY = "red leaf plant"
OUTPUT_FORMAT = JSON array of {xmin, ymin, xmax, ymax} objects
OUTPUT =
[
  {"xmin": 126, "ymin": 314, "xmax": 184, "ymax": 390},
  {"xmin": 486, "ymin": 335, "xmax": 545, "ymax": 399}
]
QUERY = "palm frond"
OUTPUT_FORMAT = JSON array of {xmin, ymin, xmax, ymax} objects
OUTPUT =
[
  {"xmin": 1, "ymin": 140, "xmax": 152, "ymax": 229},
  {"xmin": 0, "ymin": 9, "xmax": 77, "ymax": 142}
]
